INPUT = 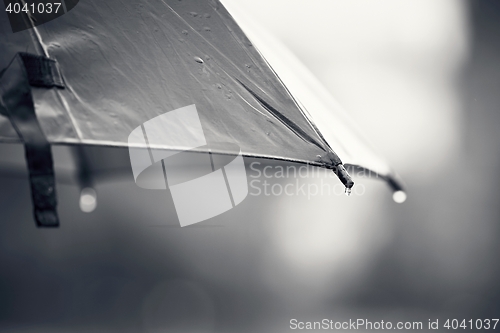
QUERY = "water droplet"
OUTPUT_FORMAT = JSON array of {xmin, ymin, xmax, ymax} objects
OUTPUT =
[
  {"xmin": 80, "ymin": 187, "xmax": 97, "ymax": 213},
  {"xmin": 345, "ymin": 187, "xmax": 352, "ymax": 196},
  {"xmin": 216, "ymin": 84, "xmax": 222, "ymax": 89},
  {"xmin": 182, "ymin": 30, "xmax": 188, "ymax": 35},
  {"xmin": 189, "ymin": 12, "xmax": 198, "ymax": 17},
  {"xmin": 392, "ymin": 190, "xmax": 407, "ymax": 203},
  {"xmin": 225, "ymin": 94, "xmax": 231, "ymax": 99},
  {"xmin": 194, "ymin": 56, "xmax": 204, "ymax": 64}
]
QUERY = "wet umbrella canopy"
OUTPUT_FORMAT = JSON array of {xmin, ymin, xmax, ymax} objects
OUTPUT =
[{"xmin": 0, "ymin": 0, "xmax": 404, "ymax": 227}]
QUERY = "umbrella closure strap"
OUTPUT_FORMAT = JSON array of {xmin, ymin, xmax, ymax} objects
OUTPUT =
[{"xmin": 0, "ymin": 53, "xmax": 64, "ymax": 227}]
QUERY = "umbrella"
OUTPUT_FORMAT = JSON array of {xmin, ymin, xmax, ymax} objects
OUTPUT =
[{"xmin": 0, "ymin": 0, "xmax": 405, "ymax": 227}]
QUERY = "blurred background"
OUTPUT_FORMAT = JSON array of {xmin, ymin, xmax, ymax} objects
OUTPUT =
[{"xmin": 1, "ymin": 0, "xmax": 500, "ymax": 332}]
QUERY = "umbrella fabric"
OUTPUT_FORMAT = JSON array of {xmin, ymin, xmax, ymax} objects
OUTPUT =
[{"xmin": 0, "ymin": 0, "xmax": 401, "ymax": 191}]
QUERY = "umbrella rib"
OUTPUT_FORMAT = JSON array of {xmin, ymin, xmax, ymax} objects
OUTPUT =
[{"xmin": 236, "ymin": 79, "xmax": 327, "ymax": 152}]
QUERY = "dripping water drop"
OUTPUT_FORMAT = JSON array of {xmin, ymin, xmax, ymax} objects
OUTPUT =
[
  {"xmin": 345, "ymin": 187, "xmax": 352, "ymax": 196},
  {"xmin": 79, "ymin": 187, "xmax": 97, "ymax": 213},
  {"xmin": 392, "ymin": 190, "xmax": 407, "ymax": 203}
]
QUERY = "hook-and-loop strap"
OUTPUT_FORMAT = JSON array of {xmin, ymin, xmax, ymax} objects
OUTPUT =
[
  {"xmin": 19, "ymin": 52, "xmax": 65, "ymax": 89},
  {"xmin": 0, "ymin": 53, "xmax": 64, "ymax": 227}
]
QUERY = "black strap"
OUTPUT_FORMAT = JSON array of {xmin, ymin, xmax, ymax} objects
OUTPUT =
[
  {"xmin": 19, "ymin": 52, "xmax": 65, "ymax": 89},
  {"xmin": 0, "ymin": 53, "xmax": 64, "ymax": 227}
]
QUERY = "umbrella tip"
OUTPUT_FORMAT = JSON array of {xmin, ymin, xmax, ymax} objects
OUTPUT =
[
  {"xmin": 334, "ymin": 164, "xmax": 354, "ymax": 195},
  {"xmin": 386, "ymin": 173, "xmax": 407, "ymax": 203}
]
